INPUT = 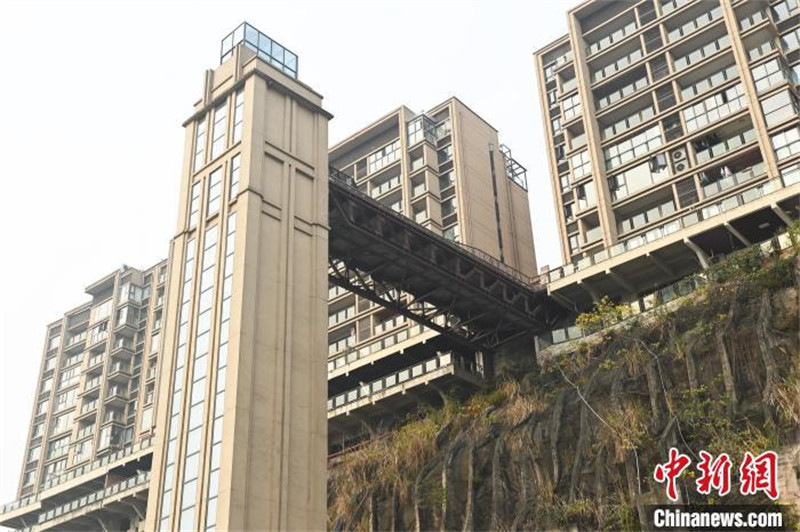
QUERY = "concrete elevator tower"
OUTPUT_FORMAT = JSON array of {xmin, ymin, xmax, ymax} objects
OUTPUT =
[{"xmin": 145, "ymin": 23, "xmax": 331, "ymax": 531}]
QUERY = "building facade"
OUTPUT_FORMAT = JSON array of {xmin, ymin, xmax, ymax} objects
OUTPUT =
[
  {"xmin": 144, "ymin": 23, "xmax": 331, "ymax": 532},
  {"xmin": 534, "ymin": 0, "xmax": 799, "ymax": 312},
  {"xmin": 2, "ymin": 262, "xmax": 167, "ymax": 530},
  {"xmin": 326, "ymin": 99, "xmax": 537, "ymax": 447}
]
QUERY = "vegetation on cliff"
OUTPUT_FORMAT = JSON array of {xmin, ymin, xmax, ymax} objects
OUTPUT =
[{"xmin": 329, "ymin": 229, "xmax": 800, "ymax": 531}]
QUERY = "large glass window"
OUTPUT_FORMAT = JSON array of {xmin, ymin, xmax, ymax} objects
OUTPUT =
[
  {"xmin": 570, "ymin": 150, "xmax": 591, "ymax": 180},
  {"xmin": 618, "ymin": 199, "xmax": 676, "ymax": 234},
  {"xmin": 682, "ymin": 84, "xmax": 747, "ymax": 132},
  {"xmin": 603, "ymin": 125, "xmax": 663, "ymax": 170},
  {"xmin": 751, "ymin": 59, "xmax": 792, "ymax": 94},
  {"xmin": 205, "ymin": 212, "xmax": 237, "ymax": 531},
  {"xmin": 207, "ymin": 167, "xmax": 223, "ymax": 216},
  {"xmin": 609, "ymin": 157, "xmax": 670, "ymax": 201},
  {"xmin": 576, "ymin": 181, "xmax": 596, "ymax": 211},
  {"xmin": 211, "ymin": 102, "xmax": 228, "ymax": 160},
  {"xmin": 762, "ymin": 90, "xmax": 799, "ymax": 128},
  {"xmin": 367, "ymin": 140, "xmax": 400, "ymax": 174},
  {"xmin": 159, "ymin": 237, "xmax": 196, "ymax": 531},
  {"xmin": 772, "ymin": 126, "xmax": 800, "ymax": 160},
  {"xmin": 782, "ymin": 27, "xmax": 800, "ymax": 53},
  {"xmin": 229, "ymin": 154, "xmax": 241, "ymax": 201},
  {"xmin": 232, "ymin": 90, "xmax": 245, "ymax": 144},
  {"xmin": 772, "ymin": 0, "xmax": 799, "ymax": 21},
  {"xmin": 194, "ymin": 119, "xmax": 207, "ymax": 172},
  {"xmin": 673, "ymin": 35, "xmax": 729, "ymax": 72},
  {"xmin": 562, "ymin": 93, "xmax": 582, "ymax": 121},
  {"xmin": 189, "ymin": 181, "xmax": 202, "ymax": 227}
]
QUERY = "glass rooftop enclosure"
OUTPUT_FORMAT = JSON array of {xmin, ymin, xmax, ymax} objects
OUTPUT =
[{"xmin": 220, "ymin": 22, "xmax": 299, "ymax": 79}]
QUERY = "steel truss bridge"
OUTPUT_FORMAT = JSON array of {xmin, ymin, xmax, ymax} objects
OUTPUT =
[{"xmin": 327, "ymin": 168, "xmax": 567, "ymax": 352}]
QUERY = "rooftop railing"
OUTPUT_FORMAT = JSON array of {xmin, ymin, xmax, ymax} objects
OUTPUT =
[{"xmin": 220, "ymin": 22, "xmax": 298, "ymax": 78}]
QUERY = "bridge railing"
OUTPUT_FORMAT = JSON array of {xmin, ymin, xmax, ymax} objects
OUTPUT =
[{"xmin": 328, "ymin": 166, "xmax": 538, "ymax": 287}]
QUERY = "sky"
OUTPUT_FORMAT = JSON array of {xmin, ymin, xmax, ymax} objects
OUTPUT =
[{"xmin": 0, "ymin": 0, "xmax": 575, "ymax": 504}]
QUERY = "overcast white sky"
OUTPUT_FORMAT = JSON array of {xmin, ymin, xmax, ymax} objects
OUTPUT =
[{"xmin": 0, "ymin": 0, "xmax": 574, "ymax": 504}]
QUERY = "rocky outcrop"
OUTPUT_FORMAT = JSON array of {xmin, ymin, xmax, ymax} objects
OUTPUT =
[{"xmin": 329, "ymin": 247, "xmax": 800, "ymax": 531}]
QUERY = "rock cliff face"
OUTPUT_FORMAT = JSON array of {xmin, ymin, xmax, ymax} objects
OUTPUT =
[{"xmin": 328, "ymin": 244, "xmax": 800, "ymax": 531}]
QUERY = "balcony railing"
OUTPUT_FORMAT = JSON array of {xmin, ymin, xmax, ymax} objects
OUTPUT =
[
  {"xmin": 666, "ymin": 5, "xmax": 722, "ymax": 44},
  {"xmin": 702, "ymin": 161, "xmax": 765, "ymax": 198},
  {"xmin": 38, "ymin": 471, "xmax": 151, "ymax": 526},
  {"xmin": 328, "ymin": 321, "xmax": 434, "ymax": 374},
  {"xmin": 546, "ymin": 171, "xmax": 794, "ymax": 284},
  {"xmin": 328, "ymin": 352, "xmax": 481, "ymax": 411},
  {"xmin": 539, "ymin": 230, "xmax": 795, "ymax": 348},
  {"xmin": 328, "ymin": 306, "xmax": 356, "ymax": 327}
]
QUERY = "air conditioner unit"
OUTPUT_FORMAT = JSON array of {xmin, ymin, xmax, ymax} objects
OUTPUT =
[
  {"xmin": 670, "ymin": 147, "xmax": 689, "ymax": 174},
  {"xmin": 670, "ymin": 147, "xmax": 687, "ymax": 161}
]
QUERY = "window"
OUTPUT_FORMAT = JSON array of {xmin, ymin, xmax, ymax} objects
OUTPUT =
[
  {"xmin": 772, "ymin": 0, "xmax": 799, "ymax": 21},
  {"xmin": 229, "ymin": 154, "xmax": 241, "ymax": 200},
  {"xmin": 551, "ymin": 117, "xmax": 561, "ymax": 134},
  {"xmin": 603, "ymin": 125, "xmax": 663, "ymax": 170},
  {"xmin": 562, "ymin": 93, "xmax": 582, "ymax": 121},
  {"xmin": 54, "ymin": 388, "xmax": 77, "ymax": 411},
  {"xmin": 782, "ymin": 28, "xmax": 800, "ymax": 53},
  {"xmin": 210, "ymin": 102, "xmax": 228, "ymax": 160},
  {"xmin": 752, "ymin": 59, "xmax": 792, "ymax": 93},
  {"xmin": 772, "ymin": 126, "xmax": 800, "ymax": 160},
  {"xmin": 47, "ymin": 436, "xmax": 70, "ymax": 459},
  {"xmin": 602, "ymin": 105, "xmax": 655, "ymax": 139},
  {"xmin": 59, "ymin": 367, "xmax": 79, "ymax": 389},
  {"xmin": 367, "ymin": 140, "xmax": 400, "ymax": 174},
  {"xmin": 673, "ymin": 35, "xmax": 729, "ymax": 72},
  {"xmin": 232, "ymin": 90, "xmax": 245, "ymax": 143},
  {"xmin": 762, "ymin": 90, "xmax": 799, "ymax": 128},
  {"xmin": 441, "ymin": 198, "xmax": 457, "ymax": 217},
  {"xmin": 570, "ymin": 150, "xmax": 591, "ymax": 180},
  {"xmin": 569, "ymin": 234, "xmax": 580, "ymax": 255},
  {"xmin": 618, "ymin": 199, "xmax": 676, "ymax": 233},
  {"xmin": 437, "ymin": 145, "xmax": 453, "ymax": 164},
  {"xmin": 207, "ymin": 167, "xmax": 223, "ymax": 216},
  {"xmin": 680, "ymin": 64, "xmax": 737, "ymax": 100},
  {"xmin": 90, "ymin": 299, "xmax": 112, "ymax": 324},
  {"xmin": 576, "ymin": 181, "xmax": 596, "ymax": 211},
  {"xmin": 28, "ymin": 446, "xmax": 40, "ymax": 462},
  {"xmin": 193, "ymin": 118, "xmax": 207, "ymax": 171},
  {"xmin": 438, "ymin": 172, "xmax": 454, "ymax": 191},
  {"xmin": 50, "ymin": 412, "xmax": 74, "ymax": 435},
  {"xmin": 48, "ymin": 335, "xmax": 61, "ymax": 351},
  {"xmin": 189, "ymin": 181, "xmax": 201, "ymax": 227},
  {"xmin": 682, "ymin": 84, "xmax": 747, "ymax": 133}
]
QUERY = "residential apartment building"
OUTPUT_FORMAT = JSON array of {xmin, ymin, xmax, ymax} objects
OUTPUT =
[
  {"xmin": 2, "ymin": 262, "xmax": 167, "ymax": 531},
  {"xmin": 326, "ymin": 99, "xmax": 537, "ymax": 447},
  {"xmin": 534, "ymin": 0, "xmax": 800, "ymax": 314}
]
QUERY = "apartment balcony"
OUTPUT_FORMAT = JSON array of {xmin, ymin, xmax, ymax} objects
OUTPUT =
[
  {"xmin": 75, "ymin": 424, "xmax": 95, "ymax": 441},
  {"xmin": 103, "ymin": 387, "xmax": 128, "ymax": 408},
  {"xmin": 328, "ymin": 352, "xmax": 484, "ymax": 441},
  {"xmin": 85, "ymin": 355, "xmax": 104, "ymax": 371},
  {"xmin": 110, "ymin": 338, "xmax": 134, "ymax": 360},
  {"xmin": 63, "ymin": 331, "xmax": 87, "ymax": 353},
  {"xmin": 78, "ymin": 376, "xmax": 102, "ymax": 398},
  {"xmin": 107, "ymin": 362, "xmax": 131, "ymax": 383},
  {"xmin": 114, "ymin": 313, "xmax": 138, "ymax": 338},
  {"xmin": 33, "ymin": 471, "xmax": 150, "ymax": 532},
  {"xmin": 544, "ymin": 167, "xmax": 799, "ymax": 310},
  {"xmin": 76, "ymin": 400, "xmax": 98, "ymax": 422}
]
